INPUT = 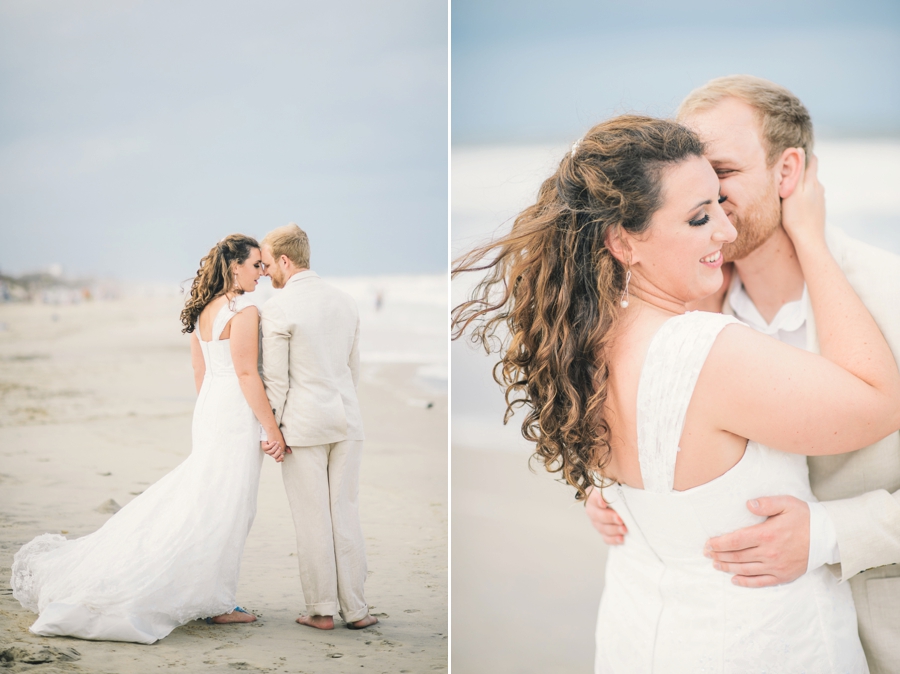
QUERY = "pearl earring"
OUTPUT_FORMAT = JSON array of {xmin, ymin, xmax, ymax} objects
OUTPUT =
[{"xmin": 620, "ymin": 270, "xmax": 632, "ymax": 308}]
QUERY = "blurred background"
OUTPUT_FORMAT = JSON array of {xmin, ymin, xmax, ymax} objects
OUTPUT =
[{"xmin": 451, "ymin": 1, "xmax": 900, "ymax": 672}]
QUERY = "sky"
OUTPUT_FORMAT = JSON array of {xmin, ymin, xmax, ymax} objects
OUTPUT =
[
  {"xmin": 453, "ymin": 0, "xmax": 900, "ymax": 144},
  {"xmin": 0, "ymin": 0, "xmax": 448, "ymax": 282}
]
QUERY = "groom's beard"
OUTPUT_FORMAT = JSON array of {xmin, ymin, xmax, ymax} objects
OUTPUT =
[{"xmin": 722, "ymin": 178, "xmax": 781, "ymax": 262}]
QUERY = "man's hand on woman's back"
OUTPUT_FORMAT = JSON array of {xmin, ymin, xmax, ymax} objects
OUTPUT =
[{"xmin": 585, "ymin": 487, "xmax": 628, "ymax": 545}]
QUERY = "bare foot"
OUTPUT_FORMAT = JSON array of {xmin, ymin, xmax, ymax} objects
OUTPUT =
[
  {"xmin": 296, "ymin": 614, "xmax": 334, "ymax": 630},
  {"xmin": 210, "ymin": 607, "xmax": 257, "ymax": 624},
  {"xmin": 347, "ymin": 614, "xmax": 379, "ymax": 630}
]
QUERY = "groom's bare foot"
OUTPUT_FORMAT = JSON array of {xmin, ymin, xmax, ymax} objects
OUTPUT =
[
  {"xmin": 347, "ymin": 614, "xmax": 379, "ymax": 630},
  {"xmin": 210, "ymin": 608, "xmax": 257, "ymax": 624},
  {"xmin": 296, "ymin": 614, "xmax": 334, "ymax": 630}
]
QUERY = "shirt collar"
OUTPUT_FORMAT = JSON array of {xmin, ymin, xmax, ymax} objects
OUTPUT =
[
  {"xmin": 284, "ymin": 270, "xmax": 319, "ymax": 287},
  {"xmin": 727, "ymin": 270, "xmax": 808, "ymax": 335}
]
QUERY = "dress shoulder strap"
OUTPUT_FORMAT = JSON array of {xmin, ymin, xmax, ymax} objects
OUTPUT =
[
  {"xmin": 636, "ymin": 311, "xmax": 743, "ymax": 493},
  {"xmin": 229, "ymin": 294, "xmax": 258, "ymax": 316},
  {"xmin": 210, "ymin": 302, "xmax": 233, "ymax": 342},
  {"xmin": 211, "ymin": 295, "xmax": 257, "ymax": 341}
]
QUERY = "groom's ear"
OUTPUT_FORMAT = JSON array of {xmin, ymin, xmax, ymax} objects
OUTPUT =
[{"xmin": 776, "ymin": 147, "xmax": 804, "ymax": 200}]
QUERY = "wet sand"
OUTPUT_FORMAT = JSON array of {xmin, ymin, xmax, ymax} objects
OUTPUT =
[{"xmin": 0, "ymin": 296, "xmax": 447, "ymax": 673}]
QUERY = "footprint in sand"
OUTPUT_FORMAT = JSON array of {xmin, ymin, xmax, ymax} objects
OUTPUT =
[{"xmin": 0, "ymin": 643, "xmax": 80, "ymax": 666}]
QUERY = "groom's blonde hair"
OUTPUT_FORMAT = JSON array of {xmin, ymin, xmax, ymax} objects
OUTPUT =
[
  {"xmin": 262, "ymin": 223, "xmax": 310, "ymax": 269},
  {"xmin": 677, "ymin": 75, "xmax": 814, "ymax": 167}
]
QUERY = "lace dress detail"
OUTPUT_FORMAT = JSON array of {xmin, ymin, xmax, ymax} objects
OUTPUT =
[
  {"xmin": 636, "ymin": 312, "xmax": 742, "ymax": 493},
  {"xmin": 595, "ymin": 311, "xmax": 867, "ymax": 673},
  {"xmin": 11, "ymin": 533, "xmax": 68, "ymax": 613},
  {"xmin": 10, "ymin": 297, "xmax": 264, "ymax": 644}
]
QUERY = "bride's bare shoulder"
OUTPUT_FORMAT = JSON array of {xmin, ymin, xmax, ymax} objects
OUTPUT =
[{"xmin": 607, "ymin": 309, "xmax": 673, "ymax": 365}]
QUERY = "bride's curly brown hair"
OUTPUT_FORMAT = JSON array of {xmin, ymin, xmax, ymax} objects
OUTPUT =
[
  {"xmin": 452, "ymin": 115, "xmax": 704, "ymax": 501},
  {"xmin": 180, "ymin": 234, "xmax": 259, "ymax": 334}
]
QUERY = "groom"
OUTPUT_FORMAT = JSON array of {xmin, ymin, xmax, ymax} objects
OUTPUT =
[
  {"xmin": 586, "ymin": 75, "xmax": 900, "ymax": 672},
  {"xmin": 258, "ymin": 223, "xmax": 377, "ymax": 630}
]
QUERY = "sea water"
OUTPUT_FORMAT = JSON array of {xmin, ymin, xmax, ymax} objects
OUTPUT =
[{"xmin": 251, "ymin": 273, "xmax": 448, "ymax": 395}]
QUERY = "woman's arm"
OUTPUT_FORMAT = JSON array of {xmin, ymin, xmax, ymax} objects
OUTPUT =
[
  {"xmin": 229, "ymin": 306, "xmax": 288, "ymax": 460},
  {"xmin": 190, "ymin": 332, "xmax": 205, "ymax": 393},
  {"xmin": 702, "ymin": 326, "xmax": 900, "ymax": 455},
  {"xmin": 700, "ymin": 155, "xmax": 900, "ymax": 455}
]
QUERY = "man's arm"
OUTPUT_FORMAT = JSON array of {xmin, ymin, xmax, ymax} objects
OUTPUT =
[
  {"xmin": 822, "ymin": 487, "xmax": 900, "ymax": 581},
  {"xmin": 705, "ymin": 485, "xmax": 900, "ymax": 586},
  {"xmin": 260, "ymin": 303, "xmax": 291, "ymax": 423},
  {"xmin": 815, "ymin": 230, "xmax": 900, "ymax": 581},
  {"xmin": 349, "ymin": 315, "xmax": 360, "ymax": 388}
]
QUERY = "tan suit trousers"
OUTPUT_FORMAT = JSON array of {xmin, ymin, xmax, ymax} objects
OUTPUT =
[{"xmin": 281, "ymin": 440, "xmax": 368, "ymax": 623}]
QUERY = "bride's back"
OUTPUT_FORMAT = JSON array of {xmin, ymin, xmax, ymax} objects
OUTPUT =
[
  {"xmin": 197, "ymin": 295, "xmax": 233, "ymax": 342},
  {"xmin": 194, "ymin": 295, "xmax": 255, "ymax": 380},
  {"xmin": 603, "ymin": 307, "xmax": 747, "ymax": 492},
  {"xmin": 595, "ymin": 310, "xmax": 868, "ymax": 674}
]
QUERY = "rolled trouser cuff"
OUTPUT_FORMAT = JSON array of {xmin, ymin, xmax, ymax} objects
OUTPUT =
[
  {"xmin": 306, "ymin": 601, "xmax": 338, "ymax": 617},
  {"xmin": 341, "ymin": 605, "xmax": 370, "ymax": 624}
]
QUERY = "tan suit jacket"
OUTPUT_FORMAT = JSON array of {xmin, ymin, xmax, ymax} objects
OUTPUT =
[
  {"xmin": 261, "ymin": 271, "xmax": 364, "ymax": 447},
  {"xmin": 726, "ymin": 227, "xmax": 900, "ymax": 672}
]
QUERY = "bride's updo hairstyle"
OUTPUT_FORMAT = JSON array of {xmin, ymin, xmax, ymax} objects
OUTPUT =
[
  {"xmin": 180, "ymin": 234, "xmax": 260, "ymax": 333},
  {"xmin": 452, "ymin": 115, "xmax": 704, "ymax": 500}
]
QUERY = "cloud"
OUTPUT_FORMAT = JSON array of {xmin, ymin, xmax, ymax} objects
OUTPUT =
[{"xmin": 0, "ymin": 0, "xmax": 448, "ymax": 280}]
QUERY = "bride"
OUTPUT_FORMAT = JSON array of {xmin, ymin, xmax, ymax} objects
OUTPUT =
[
  {"xmin": 452, "ymin": 116, "xmax": 900, "ymax": 672},
  {"xmin": 11, "ymin": 234, "xmax": 289, "ymax": 644}
]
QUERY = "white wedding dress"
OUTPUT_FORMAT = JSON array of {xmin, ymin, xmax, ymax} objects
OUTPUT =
[
  {"xmin": 595, "ymin": 311, "xmax": 868, "ymax": 673},
  {"xmin": 11, "ymin": 297, "xmax": 264, "ymax": 644}
]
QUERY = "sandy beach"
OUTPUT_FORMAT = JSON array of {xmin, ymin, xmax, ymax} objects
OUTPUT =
[
  {"xmin": 451, "ymin": 443, "xmax": 608, "ymax": 674},
  {"xmin": 0, "ymin": 295, "xmax": 447, "ymax": 673}
]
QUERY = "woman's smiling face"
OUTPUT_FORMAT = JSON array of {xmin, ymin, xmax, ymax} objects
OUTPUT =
[{"xmin": 624, "ymin": 155, "xmax": 737, "ymax": 307}]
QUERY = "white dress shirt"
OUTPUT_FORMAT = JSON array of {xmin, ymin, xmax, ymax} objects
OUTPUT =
[{"xmin": 727, "ymin": 272, "xmax": 841, "ymax": 573}]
